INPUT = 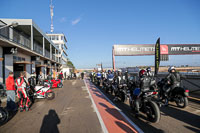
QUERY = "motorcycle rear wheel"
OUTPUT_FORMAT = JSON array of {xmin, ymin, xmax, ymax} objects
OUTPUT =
[
  {"xmin": 145, "ymin": 101, "xmax": 160, "ymax": 123},
  {"xmin": 175, "ymin": 94, "xmax": 188, "ymax": 108}
]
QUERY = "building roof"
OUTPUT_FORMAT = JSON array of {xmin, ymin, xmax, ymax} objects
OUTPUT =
[{"xmin": 0, "ymin": 18, "xmax": 60, "ymax": 52}]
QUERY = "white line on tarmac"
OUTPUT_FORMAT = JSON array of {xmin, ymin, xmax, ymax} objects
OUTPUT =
[
  {"xmin": 83, "ymin": 79, "xmax": 108, "ymax": 133},
  {"xmin": 87, "ymin": 79, "xmax": 144, "ymax": 133}
]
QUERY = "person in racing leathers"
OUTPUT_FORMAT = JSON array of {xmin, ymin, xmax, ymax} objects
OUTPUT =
[
  {"xmin": 163, "ymin": 66, "xmax": 181, "ymax": 106},
  {"xmin": 16, "ymin": 71, "xmax": 30, "ymax": 112}
]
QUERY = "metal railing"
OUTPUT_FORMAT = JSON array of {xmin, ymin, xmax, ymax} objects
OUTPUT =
[
  {"xmin": 33, "ymin": 41, "xmax": 43, "ymax": 55},
  {"xmin": 52, "ymin": 54, "xmax": 55, "ymax": 61},
  {"xmin": 45, "ymin": 50, "xmax": 50, "ymax": 58},
  {"xmin": 0, "ymin": 27, "xmax": 31, "ymax": 49},
  {"xmin": 13, "ymin": 30, "xmax": 31, "ymax": 49}
]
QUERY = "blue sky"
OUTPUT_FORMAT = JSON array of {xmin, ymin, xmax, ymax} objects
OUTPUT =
[{"xmin": 1, "ymin": 0, "xmax": 200, "ymax": 69}]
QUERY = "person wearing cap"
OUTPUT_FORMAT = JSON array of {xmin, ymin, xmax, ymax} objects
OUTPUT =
[{"xmin": 6, "ymin": 72, "xmax": 17, "ymax": 111}]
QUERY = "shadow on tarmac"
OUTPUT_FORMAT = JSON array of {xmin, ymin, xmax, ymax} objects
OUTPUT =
[
  {"xmin": 99, "ymin": 102, "xmax": 164, "ymax": 133},
  {"xmin": 92, "ymin": 83, "xmax": 165, "ymax": 133},
  {"xmin": 184, "ymin": 125, "xmax": 200, "ymax": 133},
  {"xmin": 40, "ymin": 109, "xmax": 60, "ymax": 133},
  {"xmin": 115, "ymin": 121, "xmax": 136, "ymax": 133},
  {"xmin": 161, "ymin": 105, "xmax": 200, "ymax": 130}
]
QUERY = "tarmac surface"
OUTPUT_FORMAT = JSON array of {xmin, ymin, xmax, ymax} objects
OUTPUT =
[
  {"xmin": 0, "ymin": 79, "xmax": 200, "ymax": 133},
  {"xmin": 0, "ymin": 80, "xmax": 102, "ymax": 133}
]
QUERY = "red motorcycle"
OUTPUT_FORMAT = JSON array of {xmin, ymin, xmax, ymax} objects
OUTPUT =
[{"xmin": 45, "ymin": 79, "xmax": 63, "ymax": 88}]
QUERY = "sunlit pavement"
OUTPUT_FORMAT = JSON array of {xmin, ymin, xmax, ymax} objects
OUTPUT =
[{"xmin": 1, "ymin": 79, "xmax": 200, "ymax": 133}]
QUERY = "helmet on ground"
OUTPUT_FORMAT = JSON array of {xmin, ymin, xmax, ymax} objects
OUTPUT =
[
  {"xmin": 139, "ymin": 69, "xmax": 146, "ymax": 77},
  {"xmin": 168, "ymin": 66, "xmax": 175, "ymax": 72}
]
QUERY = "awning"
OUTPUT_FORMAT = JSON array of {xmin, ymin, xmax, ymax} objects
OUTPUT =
[
  {"xmin": 47, "ymin": 66, "xmax": 53, "ymax": 68},
  {"xmin": 0, "ymin": 58, "xmax": 3, "ymax": 61},
  {"xmin": 14, "ymin": 61, "xmax": 33, "ymax": 64},
  {"xmin": 36, "ymin": 64, "xmax": 47, "ymax": 67}
]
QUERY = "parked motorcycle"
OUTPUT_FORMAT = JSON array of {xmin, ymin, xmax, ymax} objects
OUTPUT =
[
  {"xmin": 45, "ymin": 79, "xmax": 63, "ymax": 88},
  {"xmin": 28, "ymin": 82, "xmax": 55, "ymax": 101},
  {"xmin": 129, "ymin": 88, "xmax": 161, "ymax": 123},
  {"xmin": 157, "ymin": 79, "xmax": 189, "ymax": 108},
  {"xmin": 0, "ymin": 99, "xmax": 9, "ymax": 126}
]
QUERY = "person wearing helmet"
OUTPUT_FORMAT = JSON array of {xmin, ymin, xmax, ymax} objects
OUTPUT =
[
  {"xmin": 107, "ymin": 70, "xmax": 114, "ymax": 80},
  {"xmin": 164, "ymin": 66, "xmax": 181, "ymax": 106},
  {"xmin": 146, "ymin": 67, "xmax": 153, "ymax": 77},
  {"xmin": 133, "ymin": 69, "xmax": 151, "ymax": 116},
  {"xmin": 113, "ymin": 69, "xmax": 126, "ymax": 101}
]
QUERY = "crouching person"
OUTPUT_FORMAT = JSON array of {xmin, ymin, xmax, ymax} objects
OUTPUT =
[{"xmin": 16, "ymin": 71, "xmax": 30, "ymax": 112}]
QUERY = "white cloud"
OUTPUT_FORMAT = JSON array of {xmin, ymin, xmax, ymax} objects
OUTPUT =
[
  {"xmin": 60, "ymin": 17, "xmax": 66, "ymax": 23},
  {"xmin": 71, "ymin": 18, "xmax": 81, "ymax": 25}
]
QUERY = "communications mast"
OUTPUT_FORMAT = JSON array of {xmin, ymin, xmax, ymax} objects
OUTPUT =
[{"xmin": 50, "ymin": 0, "xmax": 54, "ymax": 33}]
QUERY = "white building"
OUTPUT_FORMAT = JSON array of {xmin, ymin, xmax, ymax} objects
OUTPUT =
[
  {"xmin": 46, "ymin": 33, "xmax": 68, "ymax": 65},
  {"xmin": 46, "ymin": 33, "xmax": 71, "ymax": 76}
]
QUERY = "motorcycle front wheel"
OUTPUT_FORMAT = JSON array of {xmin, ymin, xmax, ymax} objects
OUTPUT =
[
  {"xmin": 0, "ymin": 107, "xmax": 9, "ymax": 126},
  {"xmin": 47, "ymin": 92, "xmax": 55, "ymax": 100},
  {"xmin": 57, "ymin": 83, "xmax": 63, "ymax": 88},
  {"xmin": 175, "ymin": 94, "xmax": 188, "ymax": 108},
  {"xmin": 145, "ymin": 101, "xmax": 160, "ymax": 123}
]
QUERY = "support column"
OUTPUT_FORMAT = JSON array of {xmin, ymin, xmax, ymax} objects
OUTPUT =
[
  {"xmin": 31, "ymin": 25, "xmax": 33, "ymax": 50},
  {"xmin": 0, "ymin": 46, "xmax": 3, "ymax": 83},
  {"xmin": 9, "ymin": 27, "xmax": 13, "ymax": 40},
  {"xmin": 50, "ymin": 44, "xmax": 52, "ymax": 59},
  {"xmin": 55, "ymin": 49, "xmax": 57, "ymax": 62},
  {"xmin": 43, "ymin": 37, "xmax": 45, "ymax": 56},
  {"xmin": 5, "ymin": 54, "xmax": 13, "ymax": 79},
  {"xmin": 112, "ymin": 46, "xmax": 115, "ymax": 71}
]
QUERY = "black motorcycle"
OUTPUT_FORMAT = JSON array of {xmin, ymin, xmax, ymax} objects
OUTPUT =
[
  {"xmin": 157, "ymin": 79, "xmax": 189, "ymax": 108},
  {"xmin": 104, "ymin": 78, "xmax": 114, "ymax": 95},
  {"xmin": 95, "ymin": 77, "xmax": 101, "ymax": 86},
  {"xmin": 0, "ymin": 99, "xmax": 9, "ymax": 126},
  {"xmin": 129, "ymin": 88, "xmax": 161, "ymax": 123},
  {"xmin": 114, "ymin": 83, "xmax": 129, "ymax": 103}
]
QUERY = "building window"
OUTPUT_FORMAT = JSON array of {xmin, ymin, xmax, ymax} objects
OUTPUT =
[
  {"xmin": 52, "ymin": 35, "xmax": 55, "ymax": 40},
  {"xmin": 61, "ymin": 36, "xmax": 64, "ymax": 41},
  {"xmin": 55, "ymin": 35, "xmax": 59, "ymax": 40},
  {"xmin": 13, "ymin": 56, "xmax": 26, "ymax": 62}
]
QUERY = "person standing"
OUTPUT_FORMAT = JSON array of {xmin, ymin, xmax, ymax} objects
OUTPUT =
[
  {"xmin": 38, "ymin": 71, "xmax": 43, "ymax": 85},
  {"xmin": 64, "ymin": 72, "xmax": 67, "ymax": 80},
  {"xmin": 6, "ymin": 72, "xmax": 17, "ymax": 111},
  {"xmin": 16, "ymin": 71, "xmax": 30, "ymax": 112},
  {"xmin": 81, "ymin": 72, "xmax": 84, "ymax": 79},
  {"xmin": 58, "ymin": 71, "xmax": 63, "ymax": 83}
]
